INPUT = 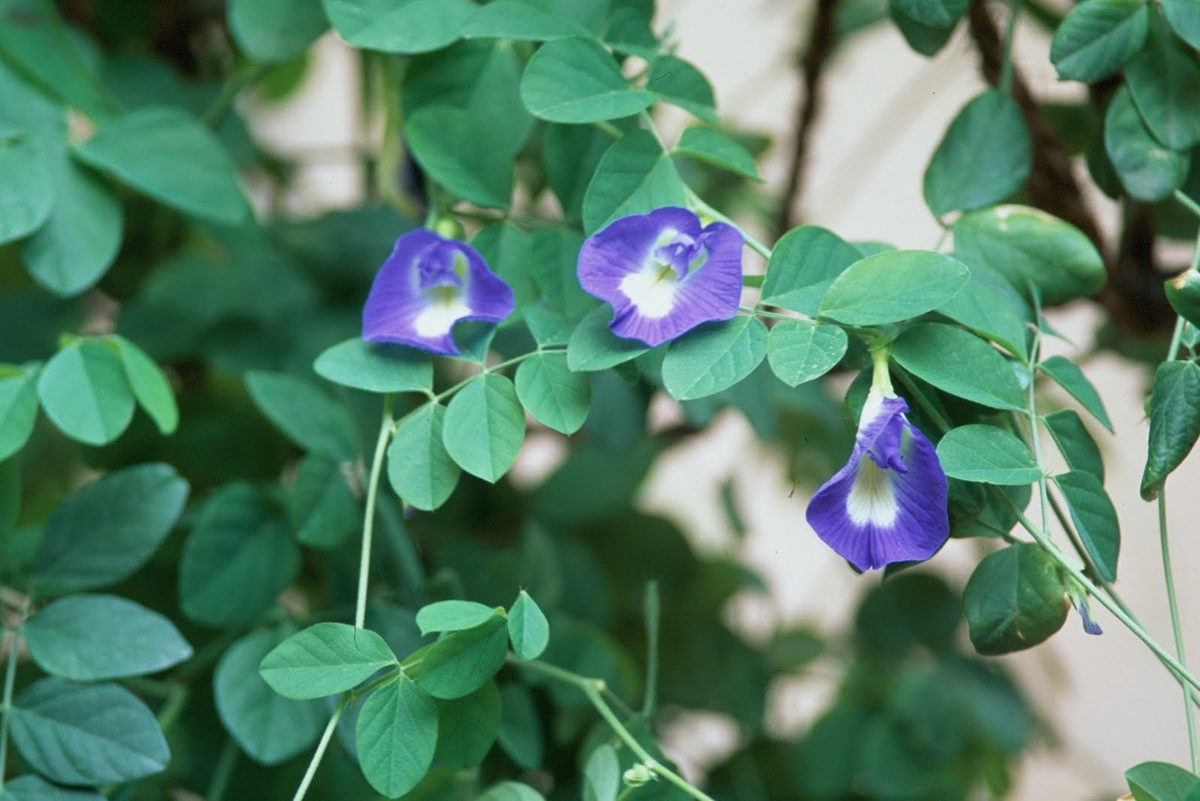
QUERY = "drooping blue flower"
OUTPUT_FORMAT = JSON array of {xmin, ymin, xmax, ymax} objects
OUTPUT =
[
  {"xmin": 576, "ymin": 207, "xmax": 743, "ymax": 347},
  {"xmin": 806, "ymin": 356, "xmax": 950, "ymax": 571},
  {"xmin": 362, "ymin": 229, "xmax": 514, "ymax": 356}
]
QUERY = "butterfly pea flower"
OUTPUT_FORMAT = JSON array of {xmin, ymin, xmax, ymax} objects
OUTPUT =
[
  {"xmin": 362, "ymin": 229, "xmax": 515, "ymax": 356},
  {"xmin": 806, "ymin": 351, "xmax": 949, "ymax": 571},
  {"xmin": 576, "ymin": 207, "xmax": 743, "ymax": 347},
  {"xmin": 1067, "ymin": 583, "xmax": 1103, "ymax": 635}
]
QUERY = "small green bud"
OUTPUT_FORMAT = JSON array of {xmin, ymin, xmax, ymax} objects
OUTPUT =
[
  {"xmin": 1165, "ymin": 271, "xmax": 1200, "ymax": 329},
  {"xmin": 432, "ymin": 217, "xmax": 464, "ymax": 240},
  {"xmin": 623, "ymin": 764, "xmax": 654, "ymax": 787}
]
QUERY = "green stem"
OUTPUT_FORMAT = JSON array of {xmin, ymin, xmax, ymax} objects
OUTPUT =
[
  {"xmin": 206, "ymin": 737, "xmax": 239, "ymax": 801},
  {"xmin": 155, "ymin": 684, "xmax": 190, "ymax": 733},
  {"xmin": 1176, "ymin": 190, "xmax": 1200, "ymax": 220},
  {"xmin": 1027, "ymin": 335, "xmax": 1052, "ymax": 538},
  {"xmin": 429, "ymin": 347, "xmax": 566, "ymax": 404},
  {"xmin": 999, "ymin": 0, "xmax": 1021, "ymax": 95},
  {"xmin": 376, "ymin": 56, "xmax": 422, "ymax": 220},
  {"xmin": 0, "ymin": 618, "xmax": 21, "ymax": 790},
  {"xmin": 686, "ymin": 190, "xmax": 772, "ymax": 261},
  {"xmin": 1159, "ymin": 489, "xmax": 1198, "ymax": 771},
  {"xmin": 642, "ymin": 581, "xmax": 660, "ymax": 717},
  {"xmin": 292, "ymin": 702, "xmax": 346, "ymax": 801},
  {"xmin": 203, "ymin": 63, "xmax": 270, "ymax": 127},
  {"xmin": 356, "ymin": 395, "xmax": 395, "ymax": 629}
]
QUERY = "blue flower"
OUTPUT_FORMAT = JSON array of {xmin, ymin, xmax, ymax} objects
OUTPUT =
[
  {"xmin": 806, "ymin": 359, "xmax": 950, "ymax": 571},
  {"xmin": 576, "ymin": 207, "xmax": 743, "ymax": 347},
  {"xmin": 362, "ymin": 230, "xmax": 514, "ymax": 356}
]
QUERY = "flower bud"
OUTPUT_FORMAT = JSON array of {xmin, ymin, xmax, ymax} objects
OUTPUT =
[{"xmin": 623, "ymin": 764, "xmax": 654, "ymax": 787}]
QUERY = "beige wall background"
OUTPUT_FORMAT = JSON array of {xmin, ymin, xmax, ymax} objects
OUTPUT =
[{"xmin": 246, "ymin": 3, "xmax": 1200, "ymax": 798}]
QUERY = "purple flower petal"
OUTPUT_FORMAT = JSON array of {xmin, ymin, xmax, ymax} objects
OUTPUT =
[
  {"xmin": 577, "ymin": 207, "xmax": 743, "ymax": 347},
  {"xmin": 1076, "ymin": 601, "xmax": 1103, "ymax": 635},
  {"xmin": 806, "ymin": 394, "xmax": 950, "ymax": 571},
  {"xmin": 363, "ymin": 230, "xmax": 515, "ymax": 355}
]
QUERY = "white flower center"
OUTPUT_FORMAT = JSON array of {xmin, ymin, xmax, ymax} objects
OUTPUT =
[
  {"xmin": 845, "ymin": 458, "xmax": 898, "ymax": 527},
  {"xmin": 619, "ymin": 264, "xmax": 678, "ymax": 319},
  {"xmin": 414, "ymin": 285, "xmax": 470, "ymax": 337}
]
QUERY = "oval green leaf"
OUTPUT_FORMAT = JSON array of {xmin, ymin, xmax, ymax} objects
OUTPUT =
[
  {"xmin": 662, "ymin": 317, "xmax": 768, "ymax": 401},
  {"xmin": 520, "ymin": 37, "xmax": 655, "ymax": 123},
  {"xmin": 259, "ymin": 622, "xmax": 396, "ymax": 700},
  {"xmin": 818, "ymin": 250, "xmax": 970, "ymax": 325},
  {"xmin": 766, "ymin": 321, "xmax": 848, "ymax": 387},
  {"xmin": 406, "ymin": 106, "xmax": 513, "ymax": 209},
  {"xmin": 246, "ymin": 370, "xmax": 359, "ymax": 461},
  {"xmin": 567, "ymin": 305, "xmax": 650, "ymax": 372},
  {"xmin": 37, "ymin": 339, "xmax": 136, "ymax": 446},
  {"xmin": 760, "ymin": 225, "xmax": 862, "ymax": 313},
  {"xmin": 936, "ymin": 424, "xmax": 1043, "ymax": 485},
  {"xmin": 388, "ymin": 403, "xmax": 461, "ymax": 511},
  {"xmin": 1050, "ymin": 0, "xmax": 1148, "ymax": 83},
  {"xmin": 515, "ymin": 351, "xmax": 591, "ymax": 434},
  {"xmin": 416, "ymin": 600, "xmax": 497, "ymax": 636},
  {"xmin": 1039, "ymin": 355, "xmax": 1113, "ymax": 432},
  {"xmin": 581, "ymin": 129, "xmax": 688, "ymax": 234},
  {"xmin": 0, "ymin": 130, "xmax": 52, "ymax": 246},
  {"xmin": 322, "ymin": 0, "xmax": 473, "ymax": 53},
  {"xmin": 356, "ymin": 677, "xmax": 439, "ymax": 797},
  {"xmin": 1141, "ymin": 360, "xmax": 1200, "ymax": 501},
  {"xmin": 1126, "ymin": 28, "xmax": 1200, "ymax": 151},
  {"xmin": 891, "ymin": 323, "xmax": 1025, "ymax": 410},
  {"xmin": 314, "ymin": 337, "xmax": 433, "ymax": 394},
  {"xmin": 1105, "ymin": 85, "xmax": 1190, "ymax": 202},
  {"xmin": 1052, "ymin": 470, "xmax": 1120, "ymax": 582},
  {"xmin": 442, "ymin": 374, "xmax": 526, "ymax": 482},
  {"xmin": 962, "ymin": 543, "xmax": 1068, "ymax": 655},
  {"xmin": 508, "ymin": 590, "xmax": 550, "ymax": 660}
]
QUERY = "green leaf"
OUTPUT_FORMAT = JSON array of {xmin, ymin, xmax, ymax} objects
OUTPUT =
[
  {"xmin": 3, "ymin": 775, "xmax": 105, "ymax": 800},
  {"xmin": 409, "ymin": 614, "xmax": 510, "ymax": 699},
  {"xmin": 322, "ymin": 0, "xmax": 473, "ymax": 53},
  {"xmin": 474, "ymin": 223, "xmax": 538, "ymax": 309},
  {"xmin": 1052, "ymin": 470, "xmax": 1120, "ymax": 582},
  {"xmin": 356, "ymin": 677, "xmax": 439, "ymax": 796},
  {"xmin": 1050, "ymin": 0, "xmax": 1148, "ymax": 83},
  {"xmin": 497, "ymin": 684, "xmax": 543, "ymax": 769},
  {"xmin": 1105, "ymin": 85, "xmax": 1190, "ymax": 202},
  {"xmin": 515, "ymin": 351, "xmax": 590, "ymax": 434},
  {"xmin": 543, "ymin": 123, "xmax": 612, "ymax": 220},
  {"xmin": 645, "ymin": 55, "xmax": 718, "ymax": 123},
  {"xmin": 1127, "ymin": 761, "xmax": 1200, "ymax": 801},
  {"xmin": 24, "ymin": 594, "xmax": 192, "ymax": 681},
  {"xmin": 582, "ymin": 129, "xmax": 688, "ymax": 234},
  {"xmin": 520, "ymin": 37, "xmax": 655, "ymax": 123},
  {"xmin": 889, "ymin": 2, "xmax": 958, "ymax": 56},
  {"xmin": 9, "ymin": 679, "xmax": 168, "ymax": 785},
  {"xmin": 765, "ymin": 321, "xmax": 847, "ymax": 387},
  {"xmin": 951, "ymin": 205, "xmax": 1106, "ymax": 305},
  {"xmin": 416, "ymin": 601, "xmax": 497, "ymax": 636},
  {"xmin": 584, "ymin": 743, "xmax": 621, "ymax": 801},
  {"xmin": 508, "ymin": 590, "xmax": 550, "ymax": 660},
  {"xmin": 1044, "ymin": 409, "xmax": 1105, "ymax": 482},
  {"xmin": 1039, "ymin": 355, "xmax": 1113, "ymax": 432},
  {"xmin": 923, "ymin": 90, "xmax": 1031, "ymax": 218},
  {"xmin": 442, "ymin": 374, "xmax": 525, "ymax": 482},
  {"xmin": 108, "ymin": 335, "xmax": 178, "ymax": 435},
  {"xmin": 0, "ymin": 458, "xmax": 17, "ymax": 544},
  {"xmin": 962, "ymin": 543, "xmax": 1068, "ymax": 655},
  {"xmin": 33, "ymin": 463, "xmax": 189, "ymax": 595},
  {"xmin": 214, "ymin": 625, "xmax": 325, "ymax": 765},
  {"xmin": 477, "ymin": 782, "xmax": 547, "ymax": 801},
  {"xmin": 1141, "ymin": 360, "xmax": 1200, "ymax": 501},
  {"xmin": 1126, "ymin": 26, "xmax": 1200, "ymax": 150},
  {"xmin": 818, "ymin": 250, "xmax": 970, "ymax": 325},
  {"xmin": 891, "ymin": 323, "xmax": 1026, "ymax": 410},
  {"xmin": 228, "ymin": 0, "xmax": 327, "ymax": 61},
  {"xmin": 260, "ymin": 622, "xmax": 396, "ymax": 700},
  {"xmin": 290, "ymin": 453, "xmax": 357, "ymax": 549},
  {"xmin": 0, "ymin": 365, "xmax": 38, "ymax": 461},
  {"xmin": 178, "ymin": 483, "xmax": 300, "ymax": 627},
  {"xmin": 462, "ymin": 0, "xmax": 586, "ymax": 39},
  {"xmin": 245, "ymin": 370, "xmax": 359, "ymax": 460},
  {"xmin": 530, "ymin": 227, "xmax": 594, "ymax": 318},
  {"xmin": 661, "ymin": 317, "xmax": 768, "ymax": 401},
  {"xmin": 674, "ymin": 126, "xmax": 761, "ymax": 180},
  {"xmin": 568, "ymin": 307, "xmax": 650, "ymax": 371},
  {"xmin": 389, "ymin": 403, "xmax": 461, "ymax": 511},
  {"xmin": 73, "ymin": 107, "xmax": 248, "ymax": 224},
  {"xmin": 936, "ymin": 425, "xmax": 1043, "ymax": 485},
  {"xmin": 1164, "ymin": 0, "xmax": 1200, "ymax": 50},
  {"xmin": 891, "ymin": 0, "xmax": 965, "ymax": 27},
  {"xmin": 37, "ymin": 339, "xmax": 135, "ymax": 446},
  {"xmin": 406, "ymin": 106, "xmax": 513, "ymax": 209},
  {"xmin": 433, "ymin": 681, "xmax": 502, "ymax": 771},
  {"xmin": 19, "ymin": 146, "xmax": 121, "ymax": 295},
  {"xmin": 934, "ymin": 259, "xmax": 1032, "ymax": 356},
  {"xmin": 314, "ymin": 337, "xmax": 433, "ymax": 394}
]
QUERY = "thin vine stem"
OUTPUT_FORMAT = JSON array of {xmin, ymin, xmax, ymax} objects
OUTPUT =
[
  {"xmin": 292, "ymin": 702, "xmax": 347, "ymax": 801},
  {"xmin": 207, "ymin": 737, "xmax": 239, "ymax": 801},
  {"xmin": 642, "ymin": 581, "xmax": 660, "ymax": 717},
  {"xmin": 428, "ymin": 347, "xmax": 567, "ymax": 404},
  {"xmin": 686, "ymin": 189, "xmax": 772, "ymax": 261},
  {"xmin": 0, "ymin": 616, "xmax": 22, "ymax": 791},
  {"xmin": 355, "ymin": 395, "xmax": 394, "ymax": 629},
  {"xmin": 999, "ymin": 0, "xmax": 1021, "ymax": 95},
  {"xmin": 1159, "ymin": 488, "xmax": 1198, "ymax": 771}
]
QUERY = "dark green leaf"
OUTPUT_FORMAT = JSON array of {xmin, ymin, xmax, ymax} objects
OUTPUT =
[
  {"xmin": 508, "ymin": 590, "xmax": 550, "ymax": 660},
  {"xmin": 416, "ymin": 600, "xmax": 497, "ymax": 636},
  {"xmin": 1105, "ymin": 84, "xmax": 1190, "ymax": 201},
  {"xmin": 889, "ymin": 2, "xmax": 958, "ymax": 56},
  {"xmin": 760, "ymin": 225, "xmax": 861, "ymax": 314},
  {"xmin": 314, "ymin": 337, "xmax": 433, "ymax": 394},
  {"xmin": 962, "ymin": 543, "xmax": 1068, "ymax": 655},
  {"xmin": 1044, "ymin": 409, "xmax": 1105, "ymax": 482},
  {"xmin": 0, "ymin": 365, "xmax": 39, "ymax": 460},
  {"xmin": 520, "ymin": 37, "xmax": 655, "ymax": 123},
  {"xmin": 1126, "ymin": 761, "xmax": 1200, "ymax": 801},
  {"xmin": 3, "ymin": 775, "xmax": 105, "ymax": 800},
  {"xmin": 1039, "ymin": 355, "xmax": 1113, "ymax": 432},
  {"xmin": 1053, "ymin": 470, "xmax": 1120, "ymax": 582},
  {"xmin": 73, "ymin": 107, "xmax": 248, "ymax": 224},
  {"xmin": 462, "ymin": 0, "xmax": 586, "ymax": 39},
  {"xmin": 474, "ymin": 223, "xmax": 539, "ymax": 309},
  {"xmin": 442, "ymin": 374, "xmax": 526, "ymax": 482},
  {"xmin": 33, "ymin": 463, "xmax": 188, "ymax": 595},
  {"xmin": 290, "ymin": 453, "xmax": 357, "ymax": 549},
  {"xmin": 214, "ymin": 625, "xmax": 326, "ymax": 765},
  {"xmin": 322, "ymin": 0, "xmax": 473, "ymax": 53},
  {"xmin": 674, "ymin": 126, "xmax": 762, "ymax": 180},
  {"xmin": 1141, "ymin": 360, "xmax": 1200, "ymax": 500},
  {"xmin": 582, "ymin": 129, "xmax": 688, "ymax": 234},
  {"xmin": 9, "ymin": 679, "xmax": 167, "ymax": 784},
  {"xmin": 178, "ymin": 483, "xmax": 300, "ymax": 627},
  {"xmin": 245, "ymin": 370, "xmax": 359, "ymax": 460},
  {"xmin": 765, "ymin": 321, "xmax": 847, "ymax": 387},
  {"xmin": 496, "ymin": 684, "xmax": 543, "ymax": 770},
  {"xmin": 661, "ymin": 317, "xmax": 768, "ymax": 401},
  {"xmin": 530, "ymin": 227, "xmax": 594, "ymax": 318},
  {"xmin": 260, "ymin": 622, "xmax": 396, "ymax": 700},
  {"xmin": 515, "ymin": 351, "xmax": 590, "ymax": 434},
  {"xmin": 543, "ymin": 123, "xmax": 612, "ymax": 220},
  {"xmin": 388, "ymin": 403, "xmax": 460, "ymax": 511},
  {"xmin": 1126, "ymin": 26, "xmax": 1200, "ymax": 150},
  {"xmin": 891, "ymin": 0, "xmax": 965, "ymax": 28},
  {"xmin": 1050, "ymin": 0, "xmax": 1148, "ymax": 83},
  {"xmin": 584, "ymin": 743, "xmax": 621, "ymax": 801},
  {"xmin": 934, "ymin": 259, "xmax": 1032, "ymax": 356},
  {"xmin": 406, "ymin": 106, "xmax": 513, "ymax": 209},
  {"xmin": 109, "ymin": 335, "xmax": 178, "ymax": 435},
  {"xmin": 818, "ymin": 250, "xmax": 970, "ymax": 325},
  {"xmin": 409, "ymin": 614, "xmax": 509, "ymax": 699},
  {"xmin": 37, "ymin": 339, "xmax": 135, "ymax": 446},
  {"xmin": 1164, "ymin": 0, "xmax": 1200, "ymax": 50},
  {"xmin": 924, "ymin": 90, "xmax": 1031, "ymax": 217},
  {"xmin": 645, "ymin": 55, "xmax": 718, "ymax": 123},
  {"xmin": 891, "ymin": 322, "xmax": 1025, "ymax": 410},
  {"xmin": 228, "ymin": 0, "xmax": 327, "ymax": 61},
  {"xmin": 24, "ymin": 594, "xmax": 192, "ymax": 681},
  {"xmin": 936, "ymin": 425, "xmax": 1042, "ymax": 485},
  {"xmin": 433, "ymin": 681, "xmax": 501, "ymax": 770},
  {"xmin": 356, "ymin": 677, "xmax": 439, "ymax": 796}
]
